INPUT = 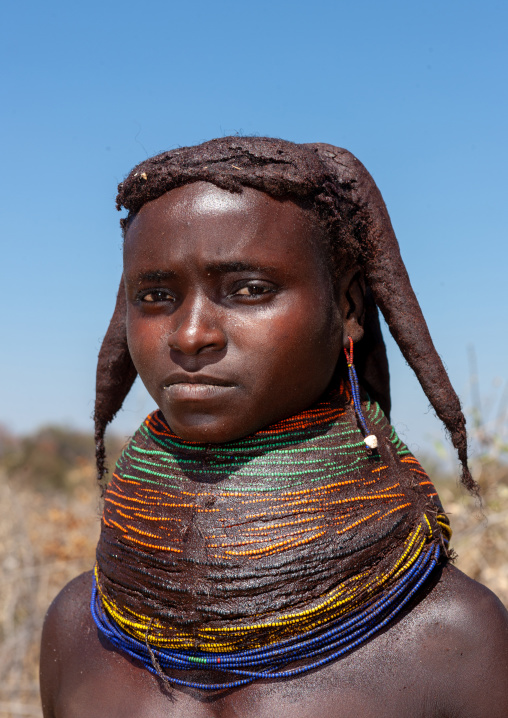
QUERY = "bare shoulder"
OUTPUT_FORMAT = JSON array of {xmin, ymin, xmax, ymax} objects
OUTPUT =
[
  {"xmin": 431, "ymin": 563, "xmax": 508, "ymax": 640},
  {"xmin": 413, "ymin": 563, "xmax": 508, "ymax": 717},
  {"xmin": 40, "ymin": 572, "xmax": 94, "ymax": 717},
  {"xmin": 41, "ymin": 571, "xmax": 93, "ymax": 655}
]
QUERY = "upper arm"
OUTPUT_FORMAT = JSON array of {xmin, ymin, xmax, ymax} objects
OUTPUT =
[
  {"xmin": 40, "ymin": 596, "xmax": 59, "ymax": 718},
  {"xmin": 40, "ymin": 572, "xmax": 93, "ymax": 718},
  {"xmin": 436, "ymin": 568, "xmax": 508, "ymax": 718}
]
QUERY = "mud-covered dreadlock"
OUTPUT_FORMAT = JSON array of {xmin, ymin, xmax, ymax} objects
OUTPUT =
[{"xmin": 94, "ymin": 136, "xmax": 476, "ymax": 494}]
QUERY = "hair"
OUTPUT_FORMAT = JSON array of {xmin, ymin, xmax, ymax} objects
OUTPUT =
[{"xmin": 94, "ymin": 136, "xmax": 477, "ymax": 494}]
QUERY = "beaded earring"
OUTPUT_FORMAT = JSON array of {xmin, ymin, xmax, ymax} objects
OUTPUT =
[{"xmin": 344, "ymin": 337, "xmax": 378, "ymax": 450}]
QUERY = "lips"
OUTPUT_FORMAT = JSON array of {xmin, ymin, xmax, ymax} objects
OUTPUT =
[
  {"xmin": 163, "ymin": 374, "xmax": 236, "ymax": 402},
  {"xmin": 164, "ymin": 374, "xmax": 236, "ymax": 388}
]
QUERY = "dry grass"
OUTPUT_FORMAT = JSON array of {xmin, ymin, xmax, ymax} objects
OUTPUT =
[
  {"xmin": 0, "ymin": 466, "xmax": 99, "ymax": 717},
  {"xmin": 434, "ymin": 457, "xmax": 508, "ymax": 605},
  {"xmin": 0, "ymin": 427, "xmax": 506, "ymax": 718}
]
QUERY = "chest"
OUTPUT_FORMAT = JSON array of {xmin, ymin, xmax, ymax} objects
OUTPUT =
[{"xmin": 55, "ymin": 640, "xmax": 446, "ymax": 718}]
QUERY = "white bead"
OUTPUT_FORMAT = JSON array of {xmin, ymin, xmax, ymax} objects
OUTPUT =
[{"xmin": 364, "ymin": 435, "xmax": 378, "ymax": 449}]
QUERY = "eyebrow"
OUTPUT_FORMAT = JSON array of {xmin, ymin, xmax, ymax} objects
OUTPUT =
[
  {"xmin": 203, "ymin": 261, "xmax": 278, "ymax": 274},
  {"xmin": 137, "ymin": 263, "xmax": 278, "ymax": 283},
  {"xmin": 136, "ymin": 270, "xmax": 177, "ymax": 283}
]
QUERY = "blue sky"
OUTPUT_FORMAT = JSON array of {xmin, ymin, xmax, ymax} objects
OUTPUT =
[{"xmin": 2, "ymin": 0, "xmax": 507, "ymax": 466}]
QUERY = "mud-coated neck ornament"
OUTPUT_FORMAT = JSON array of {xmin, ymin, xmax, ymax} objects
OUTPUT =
[{"xmin": 93, "ymin": 387, "xmax": 451, "ymax": 690}]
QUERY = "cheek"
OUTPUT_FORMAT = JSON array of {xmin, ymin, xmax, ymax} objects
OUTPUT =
[
  {"xmin": 244, "ymin": 299, "xmax": 341, "ymax": 388},
  {"xmin": 126, "ymin": 316, "xmax": 164, "ymax": 383},
  {"xmin": 282, "ymin": 294, "xmax": 341, "ymax": 356},
  {"xmin": 280, "ymin": 324, "xmax": 339, "ymax": 378}
]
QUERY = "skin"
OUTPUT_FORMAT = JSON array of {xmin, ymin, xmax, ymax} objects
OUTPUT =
[{"xmin": 40, "ymin": 183, "xmax": 508, "ymax": 717}]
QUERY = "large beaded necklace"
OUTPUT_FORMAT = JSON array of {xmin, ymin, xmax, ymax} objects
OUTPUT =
[{"xmin": 92, "ymin": 388, "xmax": 450, "ymax": 689}]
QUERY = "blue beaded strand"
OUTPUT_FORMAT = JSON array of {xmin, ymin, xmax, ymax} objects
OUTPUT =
[
  {"xmin": 347, "ymin": 362, "xmax": 369, "ymax": 436},
  {"xmin": 91, "ymin": 544, "xmax": 439, "ymax": 691},
  {"xmin": 343, "ymin": 337, "xmax": 371, "ymax": 439}
]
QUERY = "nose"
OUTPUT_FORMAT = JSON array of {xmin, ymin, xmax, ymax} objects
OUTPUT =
[{"xmin": 167, "ymin": 293, "xmax": 227, "ymax": 356}]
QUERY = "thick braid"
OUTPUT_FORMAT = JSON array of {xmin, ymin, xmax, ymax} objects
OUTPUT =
[
  {"xmin": 307, "ymin": 143, "xmax": 477, "ymax": 494},
  {"xmin": 94, "ymin": 276, "xmax": 137, "ymax": 484}
]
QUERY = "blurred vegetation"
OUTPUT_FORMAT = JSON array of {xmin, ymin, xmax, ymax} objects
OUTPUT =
[
  {"xmin": 425, "ymin": 355, "xmax": 508, "ymax": 605},
  {"xmin": 0, "ymin": 425, "xmax": 125, "ymax": 492},
  {"xmin": 0, "ymin": 377, "xmax": 506, "ymax": 716},
  {"xmin": 0, "ymin": 426, "xmax": 126, "ymax": 717},
  {"xmin": 431, "ymin": 454, "xmax": 508, "ymax": 603}
]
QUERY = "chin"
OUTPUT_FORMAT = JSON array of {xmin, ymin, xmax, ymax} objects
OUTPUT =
[{"xmin": 162, "ymin": 412, "xmax": 243, "ymax": 444}]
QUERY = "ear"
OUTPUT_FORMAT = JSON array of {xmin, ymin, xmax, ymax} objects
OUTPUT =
[{"xmin": 339, "ymin": 270, "xmax": 365, "ymax": 346}]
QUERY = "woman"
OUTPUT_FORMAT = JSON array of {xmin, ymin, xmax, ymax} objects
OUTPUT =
[{"xmin": 41, "ymin": 137, "xmax": 508, "ymax": 718}]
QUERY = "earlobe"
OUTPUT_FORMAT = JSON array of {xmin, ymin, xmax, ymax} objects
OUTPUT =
[{"xmin": 343, "ymin": 317, "xmax": 364, "ymax": 346}]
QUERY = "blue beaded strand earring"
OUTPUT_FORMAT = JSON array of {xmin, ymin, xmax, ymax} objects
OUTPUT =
[{"xmin": 344, "ymin": 337, "xmax": 378, "ymax": 451}]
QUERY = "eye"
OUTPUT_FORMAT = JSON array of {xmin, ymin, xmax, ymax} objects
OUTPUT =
[
  {"xmin": 138, "ymin": 289, "xmax": 175, "ymax": 303},
  {"xmin": 231, "ymin": 282, "xmax": 275, "ymax": 298}
]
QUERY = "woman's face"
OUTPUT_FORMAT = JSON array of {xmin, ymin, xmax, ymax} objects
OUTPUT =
[{"xmin": 123, "ymin": 181, "xmax": 359, "ymax": 443}]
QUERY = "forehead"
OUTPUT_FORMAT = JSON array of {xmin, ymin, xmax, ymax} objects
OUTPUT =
[{"xmin": 123, "ymin": 182, "xmax": 328, "ymax": 270}]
